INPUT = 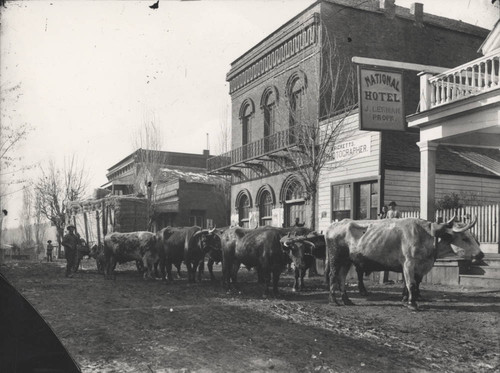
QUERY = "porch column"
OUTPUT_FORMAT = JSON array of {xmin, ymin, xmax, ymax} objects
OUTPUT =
[{"xmin": 417, "ymin": 141, "xmax": 438, "ymax": 221}]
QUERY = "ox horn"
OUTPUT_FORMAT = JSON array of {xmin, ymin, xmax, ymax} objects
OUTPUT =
[
  {"xmin": 192, "ymin": 230, "xmax": 204, "ymax": 239},
  {"xmin": 209, "ymin": 226, "xmax": 216, "ymax": 234},
  {"xmin": 302, "ymin": 240, "xmax": 316, "ymax": 249},
  {"xmin": 453, "ymin": 215, "xmax": 477, "ymax": 233},
  {"xmin": 445, "ymin": 215, "xmax": 456, "ymax": 227}
]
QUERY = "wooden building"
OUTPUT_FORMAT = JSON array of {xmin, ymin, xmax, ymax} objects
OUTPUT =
[
  {"xmin": 316, "ymin": 111, "xmax": 500, "ymax": 233},
  {"xmin": 207, "ymin": 0, "xmax": 491, "ymax": 229}
]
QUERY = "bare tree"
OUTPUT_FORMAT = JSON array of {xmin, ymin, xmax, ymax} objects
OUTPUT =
[
  {"xmin": 0, "ymin": 83, "xmax": 33, "ymax": 225},
  {"xmin": 33, "ymin": 190, "xmax": 46, "ymax": 255},
  {"xmin": 34, "ymin": 156, "xmax": 88, "ymax": 256},
  {"xmin": 214, "ymin": 105, "xmax": 232, "ymax": 226},
  {"xmin": 20, "ymin": 187, "xmax": 33, "ymax": 247},
  {"xmin": 274, "ymin": 32, "xmax": 357, "ymax": 229},
  {"xmin": 131, "ymin": 114, "xmax": 167, "ymax": 229}
]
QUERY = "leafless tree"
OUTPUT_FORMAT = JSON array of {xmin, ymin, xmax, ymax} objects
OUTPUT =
[
  {"xmin": 33, "ymin": 191, "xmax": 46, "ymax": 254},
  {"xmin": 0, "ymin": 83, "xmax": 33, "ymax": 245},
  {"xmin": 131, "ymin": 114, "xmax": 168, "ymax": 229},
  {"xmin": 214, "ymin": 105, "xmax": 232, "ymax": 226},
  {"xmin": 20, "ymin": 187, "xmax": 33, "ymax": 247},
  {"xmin": 34, "ymin": 156, "xmax": 88, "ymax": 255},
  {"xmin": 0, "ymin": 83, "xmax": 33, "ymax": 211},
  {"xmin": 274, "ymin": 32, "xmax": 357, "ymax": 229}
]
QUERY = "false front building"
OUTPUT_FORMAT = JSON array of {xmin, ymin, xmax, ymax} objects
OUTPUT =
[{"xmin": 207, "ymin": 0, "xmax": 495, "ymax": 229}]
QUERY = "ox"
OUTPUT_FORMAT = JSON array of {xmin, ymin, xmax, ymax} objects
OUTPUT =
[
  {"xmin": 327, "ymin": 217, "xmax": 483, "ymax": 310},
  {"xmin": 104, "ymin": 231, "xmax": 158, "ymax": 280},
  {"xmin": 220, "ymin": 226, "xmax": 260, "ymax": 287},
  {"xmin": 223, "ymin": 226, "xmax": 314, "ymax": 295},
  {"xmin": 157, "ymin": 226, "xmax": 217, "ymax": 283},
  {"xmin": 280, "ymin": 231, "xmax": 326, "ymax": 292},
  {"xmin": 89, "ymin": 244, "xmax": 105, "ymax": 274},
  {"xmin": 204, "ymin": 228, "xmax": 224, "ymax": 281}
]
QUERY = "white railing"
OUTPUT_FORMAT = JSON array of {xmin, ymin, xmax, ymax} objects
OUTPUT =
[
  {"xmin": 422, "ymin": 52, "xmax": 500, "ymax": 109},
  {"xmin": 401, "ymin": 203, "xmax": 499, "ymax": 244}
]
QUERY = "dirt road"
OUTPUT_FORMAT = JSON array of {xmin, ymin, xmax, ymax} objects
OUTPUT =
[{"xmin": 1, "ymin": 258, "xmax": 499, "ymax": 372}]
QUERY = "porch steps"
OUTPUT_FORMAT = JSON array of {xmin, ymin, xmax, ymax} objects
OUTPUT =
[
  {"xmin": 459, "ymin": 275, "xmax": 500, "ymax": 288},
  {"xmin": 458, "ymin": 254, "xmax": 500, "ymax": 289}
]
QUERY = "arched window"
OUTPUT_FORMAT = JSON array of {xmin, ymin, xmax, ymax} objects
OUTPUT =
[
  {"xmin": 239, "ymin": 99, "xmax": 255, "ymax": 160},
  {"xmin": 238, "ymin": 194, "xmax": 250, "ymax": 228},
  {"xmin": 242, "ymin": 103, "xmax": 252, "ymax": 146},
  {"xmin": 259, "ymin": 191, "xmax": 273, "ymax": 226},
  {"xmin": 263, "ymin": 90, "xmax": 276, "ymax": 138},
  {"xmin": 286, "ymin": 178, "xmax": 304, "ymax": 201},
  {"xmin": 289, "ymin": 78, "xmax": 304, "ymax": 127},
  {"xmin": 286, "ymin": 71, "xmax": 307, "ymax": 128},
  {"xmin": 261, "ymin": 86, "xmax": 279, "ymax": 152},
  {"xmin": 280, "ymin": 176, "xmax": 306, "ymax": 228}
]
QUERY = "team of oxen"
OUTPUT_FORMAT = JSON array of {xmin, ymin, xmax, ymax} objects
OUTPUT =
[{"xmin": 87, "ymin": 215, "xmax": 483, "ymax": 310}]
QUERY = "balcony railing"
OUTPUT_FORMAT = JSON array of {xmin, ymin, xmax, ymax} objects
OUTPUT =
[
  {"xmin": 421, "ymin": 52, "xmax": 500, "ymax": 110},
  {"xmin": 207, "ymin": 125, "xmax": 311, "ymax": 172}
]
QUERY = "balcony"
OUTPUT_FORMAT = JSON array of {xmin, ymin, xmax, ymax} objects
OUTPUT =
[
  {"xmin": 420, "ymin": 51, "xmax": 500, "ymax": 111},
  {"xmin": 207, "ymin": 125, "xmax": 311, "ymax": 173}
]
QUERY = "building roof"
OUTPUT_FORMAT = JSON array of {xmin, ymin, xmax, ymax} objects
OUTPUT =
[
  {"xmin": 107, "ymin": 149, "xmax": 210, "ymax": 174},
  {"xmin": 160, "ymin": 167, "xmax": 222, "ymax": 185},
  {"xmin": 383, "ymin": 132, "xmax": 500, "ymax": 177}
]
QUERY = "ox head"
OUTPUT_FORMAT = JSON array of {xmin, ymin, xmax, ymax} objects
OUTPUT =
[
  {"xmin": 432, "ymin": 216, "xmax": 483, "ymax": 262},
  {"xmin": 89, "ymin": 244, "xmax": 103, "ymax": 259},
  {"xmin": 280, "ymin": 232, "xmax": 316, "ymax": 270},
  {"xmin": 192, "ymin": 227, "xmax": 222, "ymax": 253}
]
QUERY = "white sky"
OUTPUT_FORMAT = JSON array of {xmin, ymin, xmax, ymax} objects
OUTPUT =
[{"xmin": 1, "ymin": 0, "xmax": 498, "ymax": 228}]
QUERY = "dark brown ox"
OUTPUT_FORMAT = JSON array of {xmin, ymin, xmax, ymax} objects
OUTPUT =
[
  {"xmin": 157, "ymin": 226, "xmax": 216, "ymax": 283},
  {"xmin": 229, "ymin": 227, "xmax": 289, "ymax": 295},
  {"xmin": 220, "ymin": 226, "xmax": 260, "ymax": 287},
  {"xmin": 327, "ymin": 217, "xmax": 483, "ymax": 310},
  {"xmin": 204, "ymin": 228, "xmax": 224, "ymax": 281},
  {"xmin": 280, "ymin": 231, "xmax": 326, "ymax": 291},
  {"xmin": 104, "ymin": 231, "xmax": 159, "ymax": 280}
]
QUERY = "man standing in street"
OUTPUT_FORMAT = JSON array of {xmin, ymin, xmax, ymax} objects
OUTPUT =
[
  {"xmin": 61, "ymin": 226, "xmax": 78, "ymax": 278},
  {"xmin": 46, "ymin": 240, "xmax": 54, "ymax": 262}
]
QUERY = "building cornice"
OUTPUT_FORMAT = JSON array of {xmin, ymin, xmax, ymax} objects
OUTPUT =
[{"xmin": 227, "ymin": 13, "xmax": 320, "ymax": 95}]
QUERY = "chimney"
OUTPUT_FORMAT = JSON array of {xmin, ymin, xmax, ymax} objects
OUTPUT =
[
  {"xmin": 411, "ymin": 3, "xmax": 424, "ymax": 26},
  {"xmin": 203, "ymin": 149, "xmax": 210, "ymax": 156},
  {"xmin": 379, "ymin": 0, "xmax": 396, "ymax": 19}
]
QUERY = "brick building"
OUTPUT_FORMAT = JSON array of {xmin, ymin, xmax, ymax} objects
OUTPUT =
[{"xmin": 208, "ymin": 0, "xmax": 492, "ymax": 229}]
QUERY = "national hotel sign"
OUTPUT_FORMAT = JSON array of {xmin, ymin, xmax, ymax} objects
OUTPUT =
[{"xmin": 359, "ymin": 68, "xmax": 405, "ymax": 131}]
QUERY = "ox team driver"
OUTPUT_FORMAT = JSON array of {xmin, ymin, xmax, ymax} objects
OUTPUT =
[{"xmin": 62, "ymin": 225, "xmax": 79, "ymax": 278}]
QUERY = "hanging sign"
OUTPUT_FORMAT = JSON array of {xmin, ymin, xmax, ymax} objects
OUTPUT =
[{"xmin": 359, "ymin": 67, "xmax": 405, "ymax": 131}]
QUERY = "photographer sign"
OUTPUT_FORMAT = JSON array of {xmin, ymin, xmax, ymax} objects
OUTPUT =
[{"xmin": 359, "ymin": 67, "xmax": 405, "ymax": 131}]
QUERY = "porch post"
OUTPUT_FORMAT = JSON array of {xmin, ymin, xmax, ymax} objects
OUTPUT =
[{"xmin": 417, "ymin": 141, "xmax": 438, "ymax": 221}]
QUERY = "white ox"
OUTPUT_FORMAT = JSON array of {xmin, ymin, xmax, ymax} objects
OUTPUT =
[{"xmin": 326, "ymin": 217, "xmax": 483, "ymax": 310}]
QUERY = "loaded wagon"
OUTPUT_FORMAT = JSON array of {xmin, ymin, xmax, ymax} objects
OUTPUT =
[{"xmin": 66, "ymin": 194, "xmax": 149, "ymax": 272}]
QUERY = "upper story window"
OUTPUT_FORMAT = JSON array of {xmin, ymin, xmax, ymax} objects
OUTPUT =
[
  {"xmin": 262, "ymin": 88, "xmax": 277, "ymax": 138},
  {"xmin": 286, "ymin": 71, "xmax": 307, "ymax": 128},
  {"xmin": 240, "ymin": 100, "xmax": 254, "ymax": 146}
]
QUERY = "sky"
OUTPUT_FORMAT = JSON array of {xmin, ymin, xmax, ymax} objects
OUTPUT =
[{"xmin": 1, "ymin": 0, "xmax": 498, "ymax": 228}]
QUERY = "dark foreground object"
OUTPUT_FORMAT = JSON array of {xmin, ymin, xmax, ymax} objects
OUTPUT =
[{"xmin": 0, "ymin": 273, "xmax": 81, "ymax": 373}]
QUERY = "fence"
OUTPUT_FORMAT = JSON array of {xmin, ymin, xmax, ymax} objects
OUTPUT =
[{"xmin": 401, "ymin": 203, "xmax": 499, "ymax": 244}]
